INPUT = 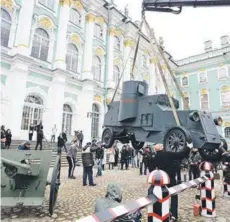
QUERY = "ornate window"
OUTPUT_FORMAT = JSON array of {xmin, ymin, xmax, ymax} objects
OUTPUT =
[
  {"xmin": 92, "ymin": 56, "xmax": 101, "ymax": 81},
  {"xmin": 225, "ymin": 127, "xmax": 230, "ymax": 138},
  {"xmin": 69, "ymin": 9, "xmax": 81, "ymax": 26},
  {"xmin": 114, "ymin": 36, "xmax": 120, "ymax": 50},
  {"xmin": 66, "ymin": 43, "xmax": 78, "ymax": 72},
  {"xmin": 31, "ymin": 28, "xmax": 49, "ymax": 61},
  {"xmin": 21, "ymin": 95, "xmax": 43, "ymax": 130},
  {"xmin": 218, "ymin": 67, "xmax": 228, "ymax": 80},
  {"xmin": 181, "ymin": 76, "xmax": 188, "ymax": 87},
  {"xmin": 91, "ymin": 103, "xmax": 99, "ymax": 139},
  {"xmin": 62, "ymin": 104, "xmax": 72, "ymax": 135},
  {"xmin": 1, "ymin": 8, "xmax": 11, "ymax": 47},
  {"xmin": 220, "ymin": 85, "xmax": 230, "ymax": 108},
  {"xmin": 113, "ymin": 65, "xmax": 120, "ymax": 85},
  {"xmin": 39, "ymin": 0, "xmax": 55, "ymax": 10},
  {"xmin": 200, "ymin": 89, "xmax": 209, "ymax": 110},
  {"xmin": 198, "ymin": 72, "xmax": 207, "ymax": 84},
  {"xmin": 182, "ymin": 94, "xmax": 190, "ymax": 110},
  {"xmin": 142, "ymin": 55, "xmax": 147, "ymax": 67},
  {"xmin": 94, "ymin": 24, "xmax": 103, "ymax": 39}
]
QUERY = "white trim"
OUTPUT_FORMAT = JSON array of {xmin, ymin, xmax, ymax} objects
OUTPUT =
[
  {"xmin": 199, "ymin": 89, "xmax": 210, "ymax": 111},
  {"xmin": 219, "ymin": 85, "xmax": 230, "ymax": 108},
  {"xmin": 36, "ymin": 0, "xmax": 58, "ymax": 16},
  {"xmin": 25, "ymin": 86, "xmax": 48, "ymax": 108},
  {"xmin": 217, "ymin": 66, "xmax": 229, "ymax": 80},
  {"xmin": 63, "ymin": 97, "xmax": 78, "ymax": 115},
  {"xmin": 198, "ymin": 71, "xmax": 208, "ymax": 84}
]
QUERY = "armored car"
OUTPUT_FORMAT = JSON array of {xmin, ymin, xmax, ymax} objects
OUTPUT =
[{"xmin": 102, "ymin": 81, "xmax": 227, "ymax": 161}]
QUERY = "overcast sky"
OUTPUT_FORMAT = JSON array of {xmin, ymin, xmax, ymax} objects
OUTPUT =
[{"xmin": 115, "ymin": 0, "xmax": 230, "ymax": 60}]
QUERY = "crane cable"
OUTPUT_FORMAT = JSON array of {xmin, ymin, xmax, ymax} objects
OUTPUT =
[
  {"xmin": 111, "ymin": 20, "xmax": 144, "ymax": 103},
  {"xmin": 142, "ymin": 14, "xmax": 181, "ymax": 126}
]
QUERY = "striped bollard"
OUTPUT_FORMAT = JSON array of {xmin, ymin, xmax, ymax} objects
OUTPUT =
[
  {"xmin": 147, "ymin": 170, "xmax": 170, "ymax": 222},
  {"xmin": 199, "ymin": 161, "xmax": 216, "ymax": 217},
  {"xmin": 223, "ymin": 162, "xmax": 230, "ymax": 198}
]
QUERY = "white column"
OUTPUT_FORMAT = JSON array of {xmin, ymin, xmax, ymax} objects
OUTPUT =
[
  {"xmin": 76, "ymin": 83, "xmax": 94, "ymax": 145},
  {"xmin": 106, "ymin": 27, "xmax": 115, "ymax": 88},
  {"xmin": 4, "ymin": 58, "xmax": 29, "ymax": 139},
  {"xmin": 82, "ymin": 13, "xmax": 95, "ymax": 80},
  {"xmin": 123, "ymin": 39, "xmax": 132, "ymax": 82},
  {"xmin": 54, "ymin": 3, "xmax": 71, "ymax": 70},
  {"xmin": 43, "ymin": 73, "xmax": 65, "ymax": 138},
  {"xmin": 13, "ymin": 0, "xmax": 35, "ymax": 56}
]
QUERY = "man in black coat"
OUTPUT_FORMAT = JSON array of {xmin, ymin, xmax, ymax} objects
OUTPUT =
[
  {"xmin": 120, "ymin": 145, "xmax": 129, "ymax": 170},
  {"xmin": 151, "ymin": 142, "xmax": 193, "ymax": 221},
  {"xmin": 82, "ymin": 142, "xmax": 99, "ymax": 186}
]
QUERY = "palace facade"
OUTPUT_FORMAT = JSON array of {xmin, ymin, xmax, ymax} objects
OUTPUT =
[{"xmin": 1, "ymin": 0, "xmax": 164, "ymax": 142}]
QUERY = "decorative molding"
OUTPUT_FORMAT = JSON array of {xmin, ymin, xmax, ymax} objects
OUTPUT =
[
  {"xmin": 94, "ymin": 95, "xmax": 102, "ymax": 103},
  {"xmin": 73, "ymin": 0, "xmax": 83, "ymax": 10},
  {"xmin": 218, "ymin": 63, "xmax": 225, "ymax": 67},
  {"xmin": 106, "ymin": 98, "xmax": 111, "ymax": 104},
  {"xmin": 143, "ymin": 73, "xmax": 149, "ymax": 80},
  {"xmin": 170, "ymin": 91, "xmax": 176, "ymax": 97},
  {"xmin": 114, "ymin": 58, "xmax": 121, "ymax": 65},
  {"xmin": 149, "ymin": 57, "xmax": 156, "ymax": 64},
  {"xmin": 124, "ymin": 39, "xmax": 135, "ymax": 48},
  {"xmin": 60, "ymin": 0, "xmax": 72, "ymax": 6},
  {"xmin": 181, "ymin": 72, "xmax": 188, "ymax": 76},
  {"xmin": 38, "ymin": 17, "xmax": 53, "ymax": 29},
  {"xmin": 109, "ymin": 27, "xmax": 122, "ymax": 36},
  {"xmin": 69, "ymin": 33, "xmax": 80, "ymax": 47},
  {"xmin": 86, "ymin": 13, "xmax": 95, "ymax": 23},
  {"xmin": 1, "ymin": 0, "xmax": 13, "ymax": 12},
  {"xmin": 183, "ymin": 92, "xmax": 189, "ymax": 97},
  {"xmin": 95, "ymin": 47, "xmax": 104, "ymax": 56},
  {"xmin": 224, "ymin": 122, "xmax": 230, "ymax": 127},
  {"xmin": 200, "ymin": 88, "xmax": 208, "ymax": 95},
  {"xmin": 220, "ymin": 85, "xmax": 230, "ymax": 92},
  {"xmin": 96, "ymin": 16, "xmax": 105, "ymax": 25},
  {"xmin": 161, "ymin": 64, "xmax": 167, "ymax": 70}
]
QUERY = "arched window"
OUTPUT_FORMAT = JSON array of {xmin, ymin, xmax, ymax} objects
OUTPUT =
[
  {"xmin": 94, "ymin": 24, "xmax": 103, "ymax": 39},
  {"xmin": 113, "ymin": 65, "xmax": 120, "ymax": 85},
  {"xmin": 225, "ymin": 127, "xmax": 230, "ymax": 138},
  {"xmin": 21, "ymin": 95, "xmax": 43, "ymax": 130},
  {"xmin": 39, "ymin": 0, "xmax": 55, "ymax": 10},
  {"xmin": 69, "ymin": 9, "xmax": 81, "ymax": 26},
  {"xmin": 31, "ymin": 28, "xmax": 49, "ymax": 61},
  {"xmin": 1, "ymin": 8, "xmax": 11, "ymax": 47},
  {"xmin": 220, "ymin": 85, "xmax": 230, "ymax": 108},
  {"xmin": 181, "ymin": 76, "xmax": 188, "ymax": 87},
  {"xmin": 114, "ymin": 36, "xmax": 120, "ymax": 50},
  {"xmin": 91, "ymin": 103, "xmax": 99, "ymax": 139},
  {"xmin": 62, "ymin": 104, "xmax": 72, "ymax": 135},
  {"xmin": 200, "ymin": 89, "xmax": 209, "ymax": 110},
  {"xmin": 66, "ymin": 44, "xmax": 78, "ymax": 72},
  {"xmin": 92, "ymin": 56, "xmax": 101, "ymax": 81}
]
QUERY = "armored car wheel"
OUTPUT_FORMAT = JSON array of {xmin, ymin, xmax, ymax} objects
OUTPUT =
[
  {"xmin": 163, "ymin": 126, "xmax": 192, "ymax": 152},
  {"xmin": 102, "ymin": 128, "xmax": 114, "ymax": 148},
  {"xmin": 199, "ymin": 135, "xmax": 228, "ymax": 162},
  {"xmin": 49, "ymin": 155, "xmax": 61, "ymax": 215}
]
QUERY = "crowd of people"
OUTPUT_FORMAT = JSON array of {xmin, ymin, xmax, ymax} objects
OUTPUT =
[{"xmin": 1, "ymin": 125, "xmax": 12, "ymax": 149}]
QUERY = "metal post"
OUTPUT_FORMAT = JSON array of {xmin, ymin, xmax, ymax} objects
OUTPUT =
[
  {"xmin": 199, "ymin": 162, "xmax": 216, "ymax": 217},
  {"xmin": 223, "ymin": 161, "xmax": 230, "ymax": 198},
  {"xmin": 147, "ymin": 170, "xmax": 170, "ymax": 222}
]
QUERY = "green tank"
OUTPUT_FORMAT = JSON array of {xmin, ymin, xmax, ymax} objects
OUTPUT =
[{"xmin": 0, "ymin": 150, "xmax": 61, "ymax": 215}]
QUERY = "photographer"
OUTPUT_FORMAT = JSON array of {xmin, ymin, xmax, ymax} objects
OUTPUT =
[
  {"xmin": 151, "ymin": 142, "xmax": 193, "ymax": 222},
  {"xmin": 82, "ymin": 140, "xmax": 99, "ymax": 186}
]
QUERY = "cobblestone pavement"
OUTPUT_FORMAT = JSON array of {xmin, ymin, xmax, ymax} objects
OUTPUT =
[{"xmin": 1, "ymin": 166, "xmax": 230, "ymax": 222}]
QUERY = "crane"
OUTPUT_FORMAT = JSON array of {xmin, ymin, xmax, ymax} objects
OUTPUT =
[{"xmin": 143, "ymin": 0, "xmax": 230, "ymax": 14}]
